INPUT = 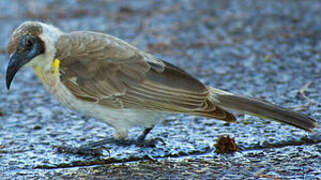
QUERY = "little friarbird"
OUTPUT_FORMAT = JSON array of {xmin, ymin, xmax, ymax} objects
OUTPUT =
[{"xmin": 5, "ymin": 21, "xmax": 318, "ymax": 153}]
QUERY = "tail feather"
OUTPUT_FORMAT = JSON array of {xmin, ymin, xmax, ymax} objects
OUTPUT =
[{"xmin": 209, "ymin": 87, "xmax": 318, "ymax": 131}]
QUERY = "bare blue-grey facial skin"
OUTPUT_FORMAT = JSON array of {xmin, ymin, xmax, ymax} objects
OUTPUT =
[{"xmin": 6, "ymin": 35, "xmax": 44, "ymax": 89}]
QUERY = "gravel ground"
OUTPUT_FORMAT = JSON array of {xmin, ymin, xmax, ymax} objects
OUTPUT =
[{"xmin": 0, "ymin": 0, "xmax": 321, "ymax": 179}]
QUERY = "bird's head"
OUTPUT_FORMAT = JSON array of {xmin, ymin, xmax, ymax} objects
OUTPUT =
[{"xmin": 6, "ymin": 21, "xmax": 62, "ymax": 89}]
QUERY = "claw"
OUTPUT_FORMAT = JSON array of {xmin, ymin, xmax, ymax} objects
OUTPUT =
[
  {"xmin": 53, "ymin": 137, "xmax": 165, "ymax": 156},
  {"xmin": 135, "ymin": 138, "xmax": 166, "ymax": 147},
  {"xmin": 53, "ymin": 145, "xmax": 106, "ymax": 156}
]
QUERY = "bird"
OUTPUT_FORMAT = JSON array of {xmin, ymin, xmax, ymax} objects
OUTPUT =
[{"xmin": 6, "ymin": 21, "xmax": 318, "ymax": 154}]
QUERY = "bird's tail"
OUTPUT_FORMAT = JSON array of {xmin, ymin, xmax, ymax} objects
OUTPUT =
[{"xmin": 208, "ymin": 87, "xmax": 318, "ymax": 131}]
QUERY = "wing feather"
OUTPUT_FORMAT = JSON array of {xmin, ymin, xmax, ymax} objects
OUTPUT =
[{"xmin": 56, "ymin": 31, "xmax": 236, "ymax": 122}]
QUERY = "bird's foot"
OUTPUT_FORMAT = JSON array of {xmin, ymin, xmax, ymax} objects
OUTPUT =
[
  {"xmin": 116, "ymin": 137, "xmax": 165, "ymax": 148},
  {"xmin": 54, "ymin": 138, "xmax": 165, "ymax": 156},
  {"xmin": 54, "ymin": 145, "xmax": 105, "ymax": 156},
  {"xmin": 54, "ymin": 138, "xmax": 117, "ymax": 156},
  {"xmin": 54, "ymin": 145, "xmax": 110, "ymax": 156},
  {"xmin": 134, "ymin": 137, "xmax": 166, "ymax": 147}
]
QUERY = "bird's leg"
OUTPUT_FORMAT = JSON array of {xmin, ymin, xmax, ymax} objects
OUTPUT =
[
  {"xmin": 55, "ymin": 137, "xmax": 156, "ymax": 156},
  {"xmin": 134, "ymin": 126, "xmax": 165, "ymax": 147},
  {"xmin": 137, "ymin": 127, "xmax": 154, "ymax": 141},
  {"xmin": 54, "ymin": 138, "xmax": 117, "ymax": 156},
  {"xmin": 55, "ymin": 127, "xmax": 164, "ymax": 156},
  {"xmin": 55, "ymin": 137, "xmax": 148, "ymax": 156}
]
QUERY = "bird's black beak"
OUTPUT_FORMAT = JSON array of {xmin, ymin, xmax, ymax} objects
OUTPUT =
[{"xmin": 6, "ymin": 35, "xmax": 44, "ymax": 89}]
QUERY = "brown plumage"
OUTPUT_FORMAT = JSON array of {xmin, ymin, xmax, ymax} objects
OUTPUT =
[
  {"xmin": 56, "ymin": 31, "xmax": 236, "ymax": 122},
  {"xmin": 7, "ymin": 22, "xmax": 42, "ymax": 56},
  {"xmin": 5, "ymin": 21, "xmax": 318, "ymax": 145}
]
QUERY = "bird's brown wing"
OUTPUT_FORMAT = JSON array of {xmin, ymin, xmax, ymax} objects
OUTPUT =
[{"xmin": 56, "ymin": 31, "xmax": 235, "ymax": 122}]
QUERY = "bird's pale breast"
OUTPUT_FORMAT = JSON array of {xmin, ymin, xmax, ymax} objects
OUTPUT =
[{"xmin": 32, "ymin": 59, "xmax": 165, "ymax": 138}]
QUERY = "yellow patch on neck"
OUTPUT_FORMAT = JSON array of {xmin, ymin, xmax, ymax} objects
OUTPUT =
[
  {"xmin": 32, "ymin": 58, "xmax": 61, "ymax": 84},
  {"xmin": 52, "ymin": 58, "xmax": 60, "ymax": 77},
  {"xmin": 33, "ymin": 66, "xmax": 45, "ymax": 83}
]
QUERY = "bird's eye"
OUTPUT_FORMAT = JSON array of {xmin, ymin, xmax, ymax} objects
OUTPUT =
[
  {"xmin": 24, "ymin": 37, "xmax": 33, "ymax": 50},
  {"xmin": 25, "ymin": 38, "xmax": 33, "ymax": 49}
]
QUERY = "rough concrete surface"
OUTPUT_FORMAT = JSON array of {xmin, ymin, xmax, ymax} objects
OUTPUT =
[{"xmin": 0, "ymin": 0, "xmax": 321, "ymax": 179}]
